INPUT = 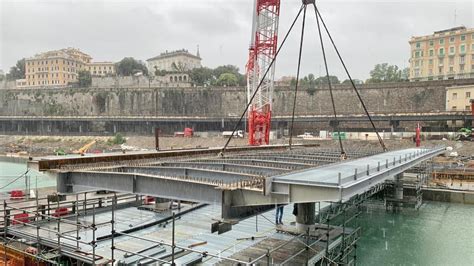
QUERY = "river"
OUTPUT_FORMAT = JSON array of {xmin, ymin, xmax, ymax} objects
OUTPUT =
[
  {"xmin": 0, "ymin": 158, "xmax": 56, "ymax": 194},
  {"xmin": 358, "ymin": 200, "xmax": 474, "ymax": 265}
]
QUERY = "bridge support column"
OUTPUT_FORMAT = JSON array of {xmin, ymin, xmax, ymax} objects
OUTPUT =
[
  {"xmin": 394, "ymin": 173, "xmax": 403, "ymax": 212},
  {"xmin": 296, "ymin": 202, "xmax": 315, "ymax": 233}
]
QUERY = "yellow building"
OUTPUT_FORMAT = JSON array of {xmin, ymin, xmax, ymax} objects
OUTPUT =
[
  {"xmin": 446, "ymin": 85, "xmax": 474, "ymax": 111},
  {"xmin": 409, "ymin": 26, "xmax": 474, "ymax": 81},
  {"xmin": 25, "ymin": 48, "xmax": 92, "ymax": 87},
  {"xmin": 88, "ymin": 62, "xmax": 116, "ymax": 76}
]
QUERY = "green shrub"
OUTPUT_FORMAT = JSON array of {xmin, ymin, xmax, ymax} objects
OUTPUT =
[{"xmin": 108, "ymin": 133, "xmax": 126, "ymax": 145}]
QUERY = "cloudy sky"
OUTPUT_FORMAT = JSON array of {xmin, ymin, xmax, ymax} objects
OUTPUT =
[{"xmin": 1, "ymin": 0, "xmax": 473, "ymax": 80}]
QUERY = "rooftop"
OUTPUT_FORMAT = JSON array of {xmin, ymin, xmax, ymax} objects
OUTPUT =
[
  {"xmin": 147, "ymin": 49, "xmax": 201, "ymax": 61},
  {"xmin": 27, "ymin": 48, "xmax": 92, "ymax": 61}
]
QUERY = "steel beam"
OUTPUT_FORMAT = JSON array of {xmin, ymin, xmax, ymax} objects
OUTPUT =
[
  {"xmin": 117, "ymin": 166, "xmax": 259, "ymax": 182},
  {"xmin": 57, "ymin": 171, "xmax": 226, "ymax": 203},
  {"xmin": 160, "ymin": 162, "xmax": 287, "ymax": 176}
]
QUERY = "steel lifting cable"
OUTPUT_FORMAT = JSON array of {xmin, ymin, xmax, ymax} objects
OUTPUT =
[
  {"xmin": 313, "ymin": 4, "xmax": 346, "ymax": 159},
  {"xmin": 288, "ymin": 5, "xmax": 307, "ymax": 149},
  {"xmin": 219, "ymin": 4, "xmax": 305, "ymax": 156},
  {"xmin": 0, "ymin": 169, "xmax": 29, "ymax": 190},
  {"xmin": 312, "ymin": 3, "xmax": 388, "ymax": 152}
]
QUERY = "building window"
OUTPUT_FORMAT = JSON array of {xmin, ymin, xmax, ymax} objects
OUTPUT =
[
  {"xmin": 450, "ymin": 36, "xmax": 455, "ymax": 43},
  {"xmin": 460, "ymin": 55, "xmax": 465, "ymax": 64},
  {"xmin": 449, "ymin": 66, "xmax": 454, "ymax": 72},
  {"xmin": 439, "ymin": 38, "xmax": 444, "ymax": 45},
  {"xmin": 416, "ymin": 42, "xmax": 421, "ymax": 48},
  {"xmin": 428, "ymin": 50, "xmax": 433, "ymax": 56},
  {"xmin": 460, "ymin": 65, "xmax": 465, "ymax": 71},
  {"xmin": 439, "ymin": 48, "xmax": 444, "ymax": 55},
  {"xmin": 452, "ymin": 93, "xmax": 457, "ymax": 99},
  {"xmin": 429, "ymin": 59, "xmax": 433, "ymax": 65},
  {"xmin": 449, "ymin": 57, "xmax": 454, "ymax": 65},
  {"xmin": 429, "ymin": 40, "xmax": 434, "ymax": 46},
  {"xmin": 449, "ymin": 46, "xmax": 455, "ymax": 54},
  {"xmin": 467, "ymin": 92, "xmax": 471, "ymax": 98},
  {"xmin": 461, "ymin": 35, "xmax": 466, "ymax": 41},
  {"xmin": 460, "ymin": 44, "xmax": 466, "ymax": 53},
  {"xmin": 452, "ymin": 106, "xmax": 457, "ymax": 111}
]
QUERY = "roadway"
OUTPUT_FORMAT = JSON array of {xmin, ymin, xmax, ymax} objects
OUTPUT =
[{"xmin": 0, "ymin": 111, "xmax": 471, "ymax": 122}]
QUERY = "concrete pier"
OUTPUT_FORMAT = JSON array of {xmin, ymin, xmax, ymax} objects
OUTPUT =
[
  {"xmin": 394, "ymin": 173, "xmax": 404, "ymax": 211},
  {"xmin": 296, "ymin": 202, "xmax": 316, "ymax": 233}
]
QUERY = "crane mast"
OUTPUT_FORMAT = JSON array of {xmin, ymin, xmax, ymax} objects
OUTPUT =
[{"xmin": 246, "ymin": 0, "xmax": 280, "ymax": 145}]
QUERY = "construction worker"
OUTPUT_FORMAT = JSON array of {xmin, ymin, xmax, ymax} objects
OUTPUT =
[{"xmin": 275, "ymin": 204, "xmax": 285, "ymax": 225}]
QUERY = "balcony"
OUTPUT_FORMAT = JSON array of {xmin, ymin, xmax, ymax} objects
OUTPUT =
[{"xmin": 438, "ymin": 54, "xmax": 445, "ymax": 58}]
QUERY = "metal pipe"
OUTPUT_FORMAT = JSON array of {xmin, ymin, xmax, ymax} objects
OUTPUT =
[
  {"xmin": 4, "ymin": 206, "xmax": 91, "ymax": 229},
  {"xmin": 171, "ymin": 212, "xmax": 175, "ymax": 266},
  {"xmin": 111, "ymin": 193, "xmax": 116, "ymax": 264},
  {"xmin": 3, "ymin": 200, "xmax": 7, "ymax": 264},
  {"xmin": 113, "ymin": 247, "xmax": 168, "ymax": 264},
  {"xmin": 76, "ymin": 193, "xmax": 79, "ymax": 249},
  {"xmin": 56, "ymin": 198, "xmax": 61, "ymax": 265},
  {"xmin": 114, "ymin": 232, "xmax": 247, "ymax": 264},
  {"xmin": 92, "ymin": 203, "xmax": 96, "ymax": 266}
]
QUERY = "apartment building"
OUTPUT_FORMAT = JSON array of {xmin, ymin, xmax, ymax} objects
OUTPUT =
[
  {"xmin": 88, "ymin": 62, "xmax": 116, "ymax": 76},
  {"xmin": 24, "ymin": 48, "xmax": 92, "ymax": 87},
  {"xmin": 446, "ymin": 85, "xmax": 474, "ymax": 111},
  {"xmin": 409, "ymin": 26, "xmax": 474, "ymax": 81}
]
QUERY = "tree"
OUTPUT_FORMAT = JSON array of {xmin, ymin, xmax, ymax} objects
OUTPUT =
[
  {"xmin": 366, "ymin": 63, "xmax": 407, "ymax": 83},
  {"xmin": 78, "ymin": 70, "xmax": 92, "ymax": 87},
  {"xmin": 116, "ymin": 57, "xmax": 148, "ymax": 76},
  {"xmin": 190, "ymin": 67, "xmax": 214, "ymax": 86},
  {"xmin": 401, "ymin": 67, "xmax": 410, "ymax": 81},
  {"xmin": 213, "ymin": 65, "xmax": 245, "ymax": 86},
  {"xmin": 314, "ymin": 75, "xmax": 340, "ymax": 85},
  {"xmin": 342, "ymin": 79, "xmax": 363, "ymax": 85},
  {"xmin": 189, "ymin": 65, "xmax": 246, "ymax": 87},
  {"xmin": 6, "ymin": 59, "xmax": 25, "ymax": 80},
  {"xmin": 216, "ymin": 73, "xmax": 238, "ymax": 86}
]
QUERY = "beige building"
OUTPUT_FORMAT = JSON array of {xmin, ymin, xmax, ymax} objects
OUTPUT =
[
  {"xmin": 147, "ymin": 49, "xmax": 201, "ymax": 75},
  {"xmin": 409, "ymin": 26, "xmax": 474, "ymax": 81},
  {"xmin": 88, "ymin": 62, "xmax": 116, "ymax": 76},
  {"xmin": 446, "ymin": 85, "xmax": 474, "ymax": 111},
  {"xmin": 25, "ymin": 48, "xmax": 92, "ymax": 87}
]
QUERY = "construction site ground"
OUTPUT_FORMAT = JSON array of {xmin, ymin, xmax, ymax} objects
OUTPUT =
[{"xmin": 0, "ymin": 134, "xmax": 473, "ymax": 157}]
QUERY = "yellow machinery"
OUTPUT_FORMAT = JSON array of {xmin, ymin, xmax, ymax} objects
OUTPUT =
[{"xmin": 73, "ymin": 140, "xmax": 96, "ymax": 156}]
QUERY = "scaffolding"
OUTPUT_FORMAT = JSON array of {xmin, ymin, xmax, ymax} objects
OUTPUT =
[{"xmin": 0, "ymin": 188, "xmax": 382, "ymax": 266}]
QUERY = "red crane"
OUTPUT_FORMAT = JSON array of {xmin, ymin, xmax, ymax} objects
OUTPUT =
[{"xmin": 246, "ymin": 0, "xmax": 281, "ymax": 145}]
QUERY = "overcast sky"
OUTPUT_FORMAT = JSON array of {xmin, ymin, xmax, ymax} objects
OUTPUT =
[{"xmin": 1, "ymin": 0, "xmax": 473, "ymax": 80}]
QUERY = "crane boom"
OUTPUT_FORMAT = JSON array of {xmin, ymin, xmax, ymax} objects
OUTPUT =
[{"xmin": 246, "ymin": 0, "xmax": 281, "ymax": 145}]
